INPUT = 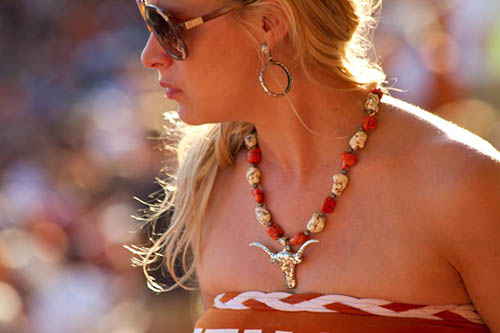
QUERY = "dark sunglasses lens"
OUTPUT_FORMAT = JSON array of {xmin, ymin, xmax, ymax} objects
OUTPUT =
[{"xmin": 144, "ymin": 9, "xmax": 184, "ymax": 59}]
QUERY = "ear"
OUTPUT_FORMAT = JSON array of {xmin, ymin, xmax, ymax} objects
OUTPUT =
[{"xmin": 259, "ymin": 1, "xmax": 289, "ymax": 52}]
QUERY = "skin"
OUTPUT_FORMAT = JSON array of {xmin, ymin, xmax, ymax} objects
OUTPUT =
[{"xmin": 140, "ymin": 0, "xmax": 500, "ymax": 330}]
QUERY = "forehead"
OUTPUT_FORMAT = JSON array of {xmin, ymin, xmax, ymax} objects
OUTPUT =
[
  {"xmin": 146, "ymin": 0, "xmax": 185, "ymax": 12},
  {"xmin": 147, "ymin": 0, "xmax": 221, "ymax": 13}
]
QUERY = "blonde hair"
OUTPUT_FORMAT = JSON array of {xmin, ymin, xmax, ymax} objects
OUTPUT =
[{"xmin": 126, "ymin": 0, "xmax": 394, "ymax": 292}]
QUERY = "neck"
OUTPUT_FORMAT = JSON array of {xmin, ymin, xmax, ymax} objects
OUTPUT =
[{"xmin": 248, "ymin": 75, "xmax": 372, "ymax": 189}]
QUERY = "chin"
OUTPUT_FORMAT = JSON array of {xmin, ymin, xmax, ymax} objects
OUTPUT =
[
  {"xmin": 176, "ymin": 99, "xmax": 245, "ymax": 125},
  {"xmin": 176, "ymin": 104, "xmax": 217, "ymax": 126},
  {"xmin": 176, "ymin": 105, "xmax": 197, "ymax": 125}
]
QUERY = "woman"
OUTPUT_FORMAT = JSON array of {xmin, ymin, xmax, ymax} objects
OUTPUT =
[{"xmin": 128, "ymin": 0, "xmax": 500, "ymax": 331}]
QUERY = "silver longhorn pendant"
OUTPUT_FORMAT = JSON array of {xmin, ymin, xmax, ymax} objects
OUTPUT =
[{"xmin": 250, "ymin": 237, "xmax": 319, "ymax": 289}]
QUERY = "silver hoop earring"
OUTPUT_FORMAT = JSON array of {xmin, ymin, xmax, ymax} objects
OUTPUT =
[{"xmin": 259, "ymin": 42, "xmax": 293, "ymax": 98}]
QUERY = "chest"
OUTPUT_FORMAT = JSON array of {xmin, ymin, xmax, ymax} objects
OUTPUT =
[{"xmin": 195, "ymin": 153, "xmax": 470, "ymax": 308}]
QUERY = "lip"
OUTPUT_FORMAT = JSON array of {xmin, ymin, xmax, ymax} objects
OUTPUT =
[
  {"xmin": 165, "ymin": 87, "xmax": 182, "ymax": 99},
  {"xmin": 159, "ymin": 81, "xmax": 182, "ymax": 99},
  {"xmin": 159, "ymin": 81, "xmax": 181, "ymax": 91}
]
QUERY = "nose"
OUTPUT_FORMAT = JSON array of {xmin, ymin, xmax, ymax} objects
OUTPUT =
[{"xmin": 140, "ymin": 33, "xmax": 174, "ymax": 69}]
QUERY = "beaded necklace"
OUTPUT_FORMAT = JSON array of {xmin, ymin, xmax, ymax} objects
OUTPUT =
[{"xmin": 243, "ymin": 88, "xmax": 383, "ymax": 289}]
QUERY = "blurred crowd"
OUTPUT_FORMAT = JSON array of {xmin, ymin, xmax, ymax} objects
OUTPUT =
[
  {"xmin": 0, "ymin": 0, "xmax": 499, "ymax": 332},
  {"xmin": 0, "ymin": 1, "xmax": 201, "ymax": 332},
  {"xmin": 377, "ymin": 0, "xmax": 500, "ymax": 146}
]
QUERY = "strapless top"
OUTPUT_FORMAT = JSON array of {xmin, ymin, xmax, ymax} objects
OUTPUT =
[{"xmin": 193, "ymin": 291, "xmax": 491, "ymax": 333}]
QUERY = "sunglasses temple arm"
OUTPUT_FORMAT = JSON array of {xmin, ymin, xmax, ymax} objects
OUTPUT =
[
  {"xmin": 181, "ymin": 8, "xmax": 229, "ymax": 31},
  {"xmin": 182, "ymin": 1, "xmax": 252, "ymax": 31}
]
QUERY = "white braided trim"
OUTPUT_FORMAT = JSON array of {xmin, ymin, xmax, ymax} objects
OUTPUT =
[{"xmin": 213, "ymin": 291, "xmax": 485, "ymax": 325}]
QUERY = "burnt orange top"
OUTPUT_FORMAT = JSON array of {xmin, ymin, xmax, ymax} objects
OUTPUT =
[{"xmin": 194, "ymin": 291, "xmax": 491, "ymax": 333}]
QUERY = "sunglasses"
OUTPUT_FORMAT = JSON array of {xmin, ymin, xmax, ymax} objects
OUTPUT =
[{"xmin": 136, "ymin": 0, "xmax": 258, "ymax": 60}]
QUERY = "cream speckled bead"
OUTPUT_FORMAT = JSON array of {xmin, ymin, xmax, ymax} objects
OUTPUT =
[
  {"xmin": 368, "ymin": 92, "xmax": 380, "ymax": 104},
  {"xmin": 255, "ymin": 207, "xmax": 271, "ymax": 226},
  {"xmin": 332, "ymin": 173, "xmax": 348, "ymax": 196},
  {"xmin": 365, "ymin": 94, "xmax": 380, "ymax": 114},
  {"xmin": 244, "ymin": 134, "xmax": 257, "ymax": 150},
  {"xmin": 246, "ymin": 166, "xmax": 261, "ymax": 186},
  {"xmin": 349, "ymin": 131, "xmax": 368, "ymax": 150},
  {"xmin": 307, "ymin": 213, "xmax": 326, "ymax": 233}
]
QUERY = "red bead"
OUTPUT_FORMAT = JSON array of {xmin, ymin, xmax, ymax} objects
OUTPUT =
[
  {"xmin": 341, "ymin": 152, "xmax": 358, "ymax": 169},
  {"xmin": 266, "ymin": 224, "xmax": 283, "ymax": 240},
  {"xmin": 252, "ymin": 188, "xmax": 264, "ymax": 203},
  {"xmin": 247, "ymin": 147, "xmax": 261, "ymax": 164},
  {"xmin": 363, "ymin": 115, "xmax": 377, "ymax": 130},
  {"xmin": 321, "ymin": 197, "xmax": 336, "ymax": 214},
  {"xmin": 371, "ymin": 88, "xmax": 383, "ymax": 99},
  {"xmin": 290, "ymin": 232, "xmax": 309, "ymax": 245}
]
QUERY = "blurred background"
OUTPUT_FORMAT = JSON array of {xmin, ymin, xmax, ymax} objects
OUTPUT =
[{"xmin": 0, "ymin": 0, "xmax": 499, "ymax": 332}]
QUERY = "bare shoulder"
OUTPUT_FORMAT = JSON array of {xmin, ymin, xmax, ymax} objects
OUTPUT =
[
  {"xmin": 379, "ymin": 95, "xmax": 499, "ymax": 172},
  {"xmin": 381, "ymin": 95, "xmax": 500, "ymax": 201},
  {"xmin": 381, "ymin": 95, "xmax": 500, "ymax": 161},
  {"xmin": 378, "ymin": 94, "xmax": 500, "ymax": 218},
  {"xmin": 382, "ymin": 96, "xmax": 500, "ymax": 329}
]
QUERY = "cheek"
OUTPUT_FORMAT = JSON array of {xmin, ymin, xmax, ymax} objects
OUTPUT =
[
  {"xmin": 187, "ymin": 22, "xmax": 261, "ymax": 103},
  {"xmin": 175, "ymin": 20, "xmax": 264, "ymax": 124}
]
